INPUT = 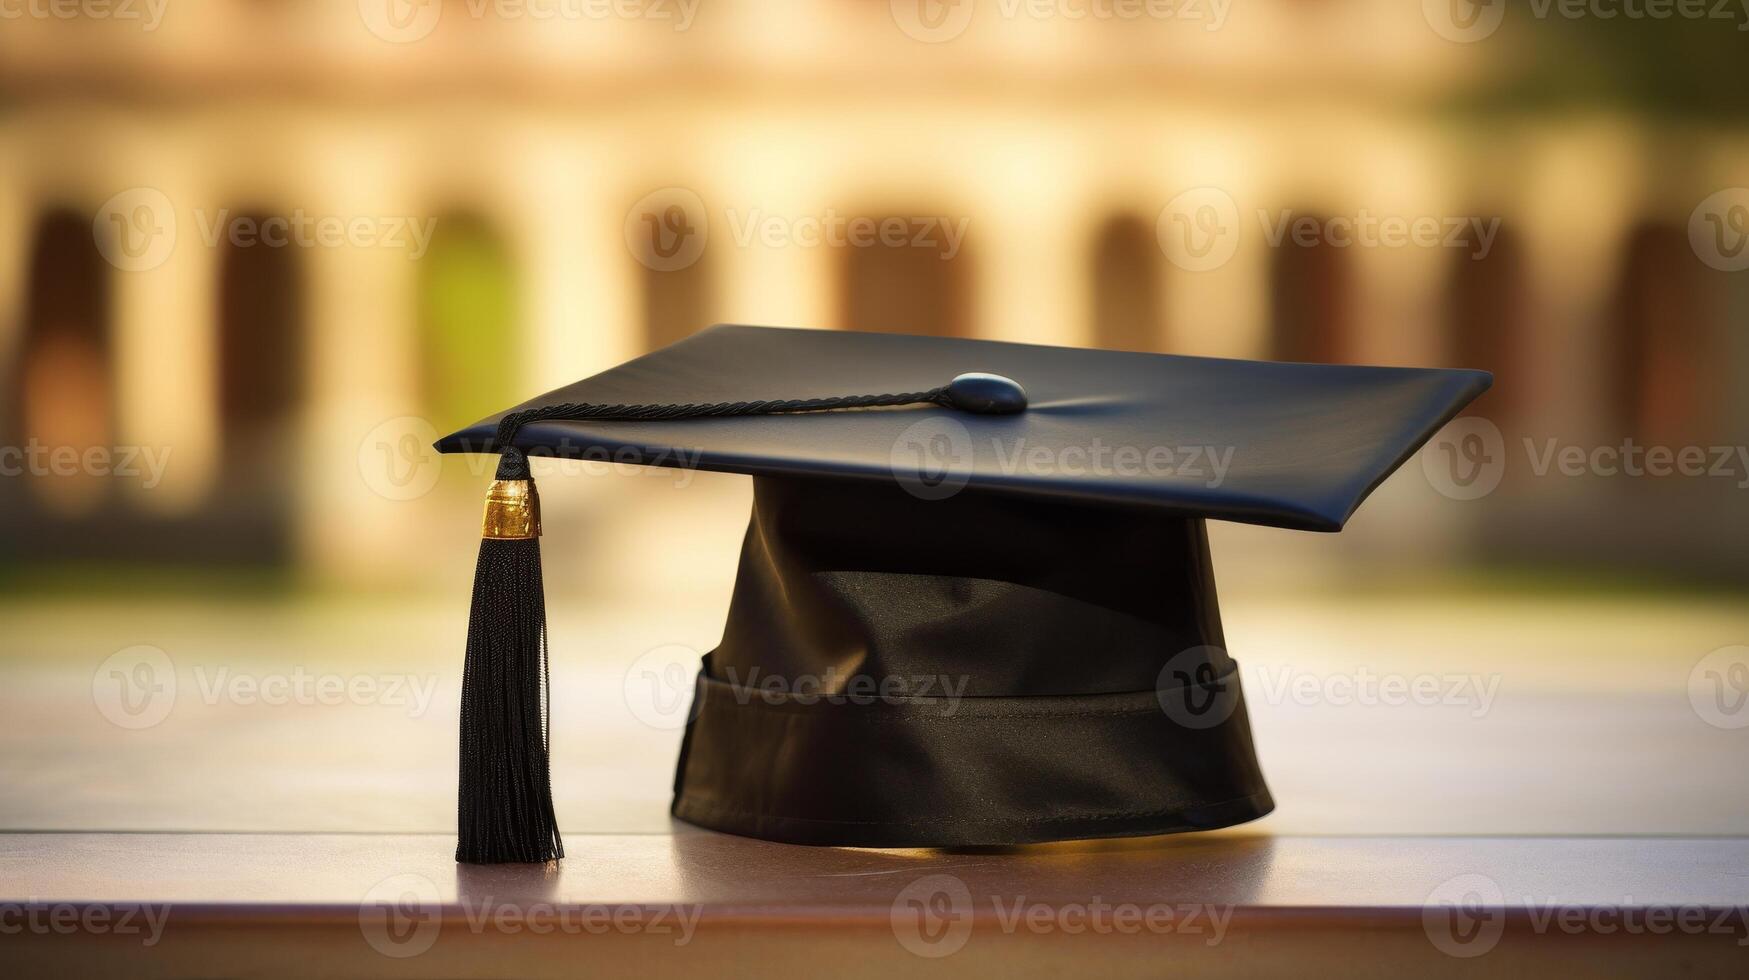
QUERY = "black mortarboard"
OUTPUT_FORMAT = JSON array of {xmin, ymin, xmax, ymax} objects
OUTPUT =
[{"xmin": 439, "ymin": 324, "xmax": 1490, "ymax": 863}]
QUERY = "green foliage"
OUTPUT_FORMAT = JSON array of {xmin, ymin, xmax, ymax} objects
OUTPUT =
[
  {"xmin": 1466, "ymin": 11, "xmax": 1749, "ymax": 120},
  {"xmin": 420, "ymin": 215, "xmax": 519, "ymax": 427}
]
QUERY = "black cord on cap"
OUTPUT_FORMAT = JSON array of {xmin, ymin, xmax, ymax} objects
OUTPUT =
[{"xmin": 491, "ymin": 373, "xmax": 1027, "ymax": 479}]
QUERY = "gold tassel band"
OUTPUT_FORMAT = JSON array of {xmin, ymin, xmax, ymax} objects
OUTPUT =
[{"xmin": 481, "ymin": 479, "xmax": 541, "ymax": 539}]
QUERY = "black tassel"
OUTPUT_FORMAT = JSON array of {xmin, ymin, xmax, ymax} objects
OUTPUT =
[
  {"xmin": 456, "ymin": 450, "xmax": 563, "ymax": 864},
  {"xmin": 449, "ymin": 373, "xmax": 1025, "ymax": 863}
]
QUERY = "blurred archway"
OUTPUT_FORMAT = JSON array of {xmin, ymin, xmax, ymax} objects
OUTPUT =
[
  {"xmin": 1089, "ymin": 214, "xmax": 1165, "ymax": 354},
  {"xmin": 1268, "ymin": 218, "xmax": 1351, "ymax": 364}
]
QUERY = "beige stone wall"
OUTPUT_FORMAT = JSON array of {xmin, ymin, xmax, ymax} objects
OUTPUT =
[{"xmin": 0, "ymin": 1, "xmax": 1743, "ymax": 585}]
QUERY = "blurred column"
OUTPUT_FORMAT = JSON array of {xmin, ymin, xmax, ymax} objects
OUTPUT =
[
  {"xmin": 1726, "ymin": 278, "xmax": 1749, "ymax": 462},
  {"xmin": 967, "ymin": 158, "xmax": 1080, "ymax": 345},
  {"xmin": 1726, "ymin": 230, "xmax": 1749, "ymax": 454},
  {"xmin": 1165, "ymin": 237, "xmax": 1270, "ymax": 360},
  {"xmin": 505, "ymin": 140, "xmax": 656, "ymax": 594},
  {"xmin": 1349, "ymin": 233, "xmax": 1448, "ymax": 367},
  {"xmin": 110, "ymin": 173, "xmax": 219, "ymax": 516},
  {"xmin": 1339, "ymin": 243, "xmax": 1459, "ymax": 562},
  {"xmin": 1459, "ymin": 129, "xmax": 1637, "ymax": 569},
  {"xmin": 1518, "ymin": 129, "xmax": 1640, "ymax": 448},
  {"xmin": 710, "ymin": 132, "xmax": 837, "ymax": 329},
  {"xmin": 513, "ymin": 140, "xmax": 637, "ymax": 392},
  {"xmin": 1696, "ymin": 149, "xmax": 1749, "ymax": 450},
  {"xmin": 0, "ymin": 168, "xmax": 24, "ymax": 388},
  {"xmin": 1156, "ymin": 172, "xmax": 1270, "ymax": 360},
  {"xmin": 1343, "ymin": 130, "xmax": 1453, "ymax": 367},
  {"xmin": 716, "ymin": 235, "xmax": 834, "ymax": 330},
  {"xmin": 297, "ymin": 160, "xmax": 423, "ymax": 581}
]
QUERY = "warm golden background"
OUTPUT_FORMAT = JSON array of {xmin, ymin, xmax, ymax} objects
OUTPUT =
[{"xmin": 1, "ymin": 2, "xmax": 1745, "ymax": 836}]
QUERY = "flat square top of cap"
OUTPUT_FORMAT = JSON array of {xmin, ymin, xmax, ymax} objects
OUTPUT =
[{"xmin": 437, "ymin": 324, "xmax": 1489, "ymax": 532}]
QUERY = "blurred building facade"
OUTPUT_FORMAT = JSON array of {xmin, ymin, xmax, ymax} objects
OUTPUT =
[{"xmin": 1, "ymin": 0, "xmax": 1746, "ymax": 586}]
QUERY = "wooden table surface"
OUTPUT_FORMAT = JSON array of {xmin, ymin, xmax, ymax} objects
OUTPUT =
[
  {"xmin": 3, "ymin": 831, "xmax": 1747, "ymax": 977},
  {"xmin": 3, "ymin": 588, "xmax": 1747, "ymax": 975}
]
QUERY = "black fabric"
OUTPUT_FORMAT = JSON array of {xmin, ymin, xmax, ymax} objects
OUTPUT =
[
  {"xmin": 670, "ymin": 476, "xmax": 1273, "ymax": 847},
  {"xmin": 437, "ymin": 324, "xmax": 1492, "ymax": 531},
  {"xmin": 429, "ymin": 327, "xmax": 1493, "ymax": 850}
]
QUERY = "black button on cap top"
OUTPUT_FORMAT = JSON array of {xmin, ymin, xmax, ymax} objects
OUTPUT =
[{"xmin": 946, "ymin": 372, "xmax": 1028, "ymax": 415}]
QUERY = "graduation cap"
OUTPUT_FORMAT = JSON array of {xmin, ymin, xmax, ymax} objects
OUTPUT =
[{"xmin": 439, "ymin": 324, "xmax": 1490, "ymax": 863}]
